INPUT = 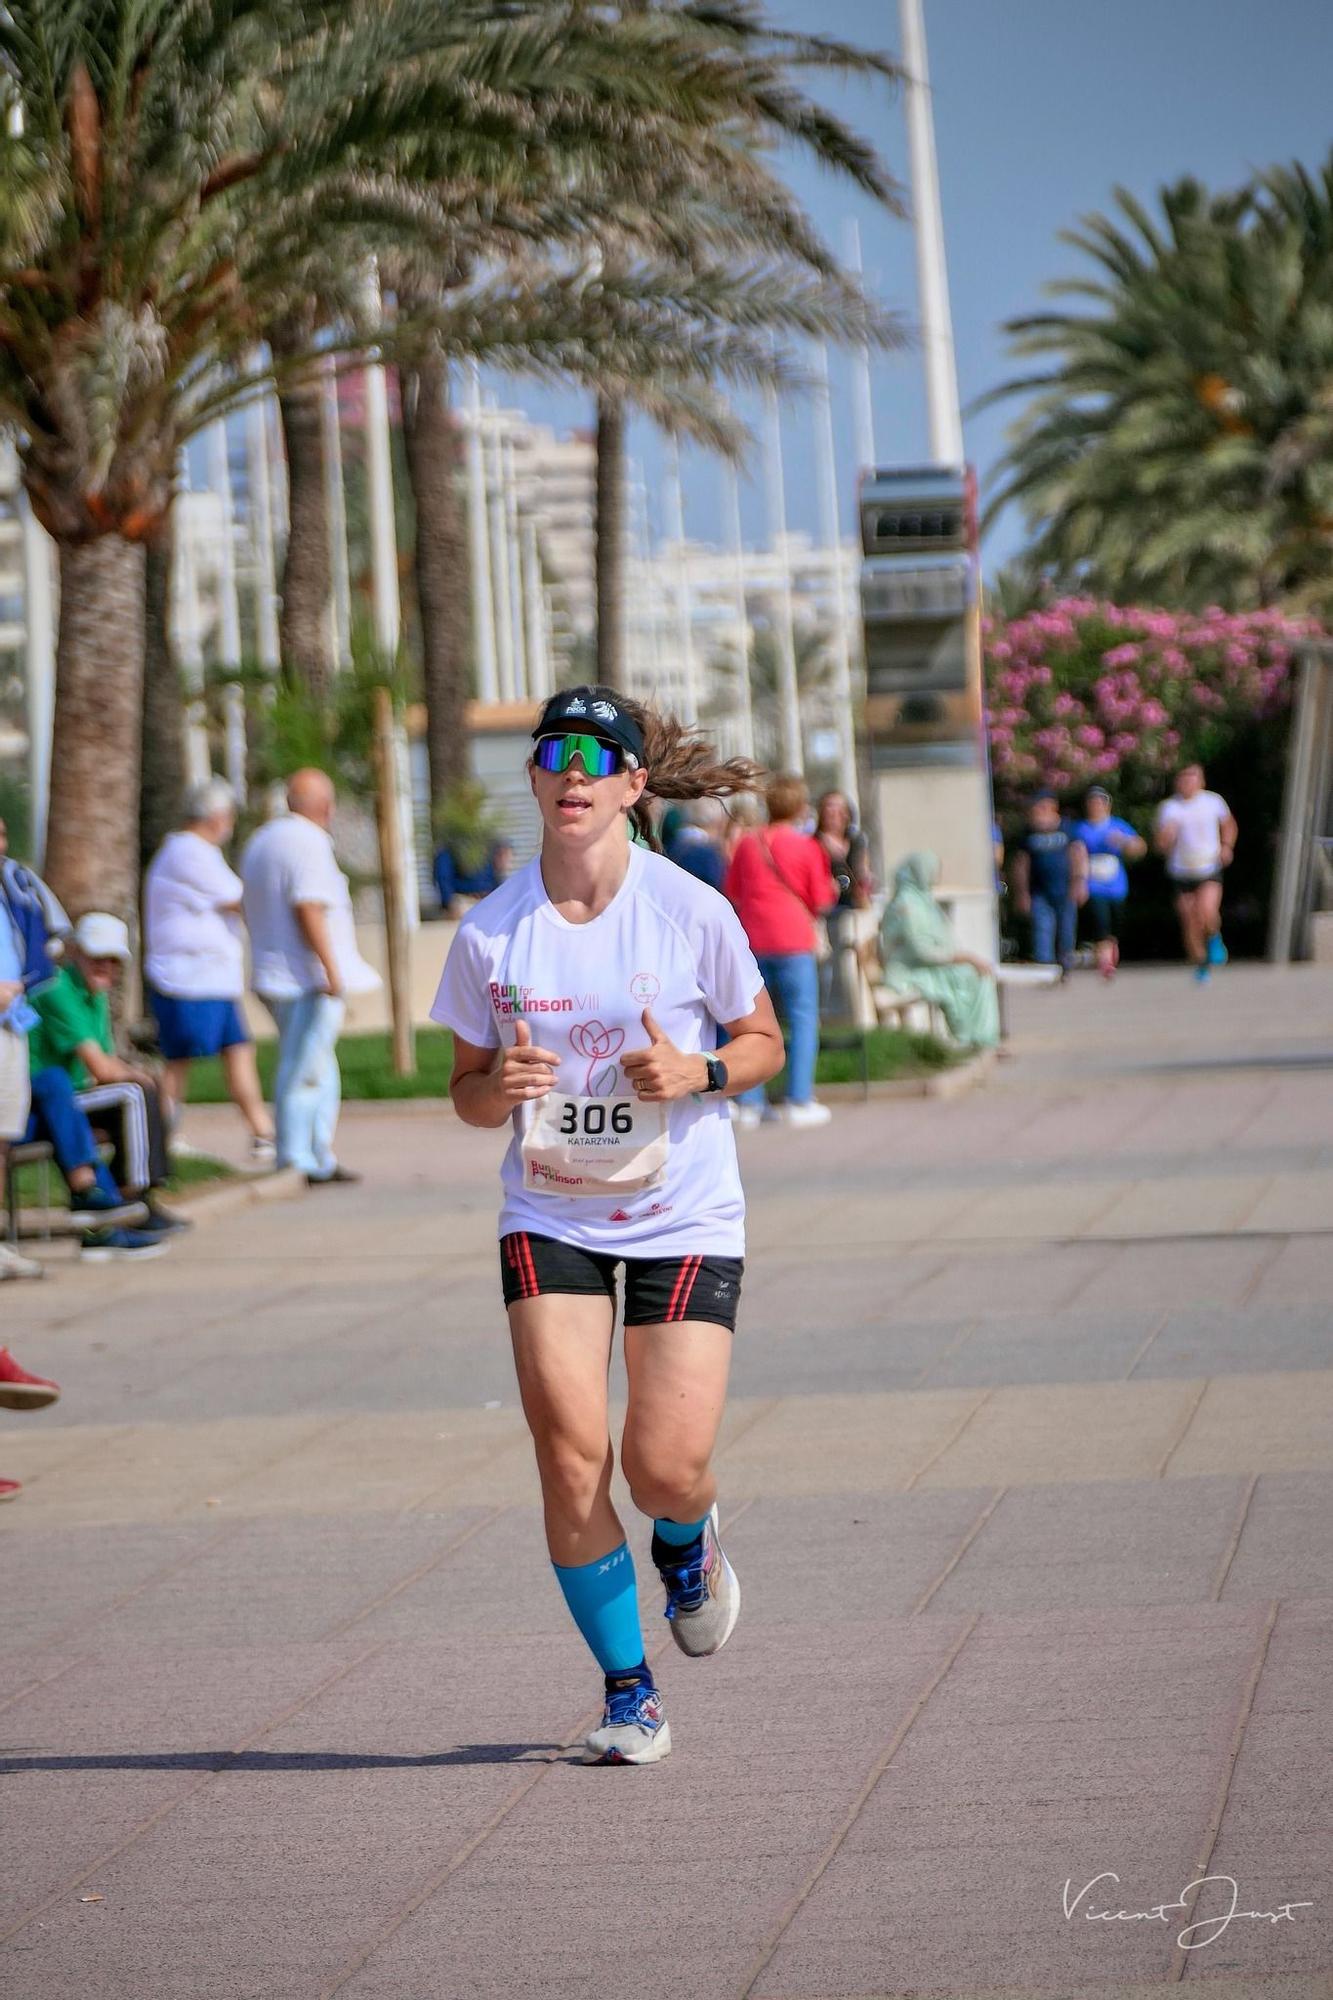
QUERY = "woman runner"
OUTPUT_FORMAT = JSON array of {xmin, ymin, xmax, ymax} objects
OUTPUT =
[{"xmin": 431, "ymin": 686, "xmax": 785, "ymax": 1764}]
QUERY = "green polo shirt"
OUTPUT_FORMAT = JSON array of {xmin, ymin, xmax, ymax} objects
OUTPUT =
[{"xmin": 28, "ymin": 965, "xmax": 114, "ymax": 1088}]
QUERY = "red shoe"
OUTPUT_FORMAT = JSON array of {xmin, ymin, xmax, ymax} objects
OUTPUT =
[
  {"xmin": 0, "ymin": 1477, "xmax": 20, "ymax": 1501},
  {"xmin": 0, "ymin": 1347, "xmax": 61, "ymax": 1410}
]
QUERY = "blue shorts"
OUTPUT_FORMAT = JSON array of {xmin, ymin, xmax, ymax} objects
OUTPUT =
[{"xmin": 148, "ymin": 990, "xmax": 250, "ymax": 1061}]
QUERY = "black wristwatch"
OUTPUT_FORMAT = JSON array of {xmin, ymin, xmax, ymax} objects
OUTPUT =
[{"xmin": 703, "ymin": 1055, "xmax": 729, "ymax": 1094}]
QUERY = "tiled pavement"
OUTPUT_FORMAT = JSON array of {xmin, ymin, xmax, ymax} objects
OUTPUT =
[{"xmin": 4, "ymin": 964, "xmax": 1333, "ymax": 1997}]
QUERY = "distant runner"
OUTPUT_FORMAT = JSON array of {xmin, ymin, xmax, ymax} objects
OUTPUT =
[
  {"xmin": 431, "ymin": 686, "xmax": 783, "ymax": 1765},
  {"xmin": 1071, "ymin": 785, "xmax": 1146, "ymax": 979},
  {"xmin": 1155, "ymin": 763, "xmax": 1238, "ymax": 982}
]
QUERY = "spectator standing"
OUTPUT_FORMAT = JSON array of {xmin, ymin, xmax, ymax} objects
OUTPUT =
[
  {"xmin": 665, "ymin": 799, "xmax": 728, "ymax": 892},
  {"xmin": 1009, "ymin": 792, "xmax": 1086, "ymax": 972},
  {"xmin": 0, "ymin": 815, "xmax": 68, "ymax": 1280},
  {"xmin": 724, "ymin": 773, "xmax": 836, "ymax": 1128},
  {"xmin": 143, "ymin": 778, "xmax": 275, "ymax": 1161},
  {"xmin": 27, "ymin": 913, "xmax": 181, "ymax": 1260},
  {"xmin": 1071, "ymin": 785, "xmax": 1147, "ymax": 979},
  {"xmin": 1154, "ymin": 763, "xmax": 1238, "ymax": 982},
  {"xmin": 241, "ymin": 769, "xmax": 381, "ymax": 1185},
  {"xmin": 814, "ymin": 791, "xmax": 872, "ymax": 1017}
]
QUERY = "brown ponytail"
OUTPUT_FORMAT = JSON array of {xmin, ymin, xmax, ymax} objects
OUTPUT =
[{"xmin": 577, "ymin": 688, "xmax": 766, "ymax": 850}]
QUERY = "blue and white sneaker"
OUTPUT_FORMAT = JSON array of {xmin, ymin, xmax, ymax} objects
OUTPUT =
[
  {"xmin": 1206, "ymin": 933, "xmax": 1228, "ymax": 968},
  {"xmin": 1194, "ymin": 964, "xmax": 1211, "ymax": 984},
  {"xmin": 583, "ymin": 1676, "xmax": 671, "ymax": 1765},
  {"xmin": 655, "ymin": 1504, "xmax": 741, "ymax": 1658}
]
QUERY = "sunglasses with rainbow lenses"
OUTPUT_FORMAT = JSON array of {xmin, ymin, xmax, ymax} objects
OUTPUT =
[{"xmin": 533, "ymin": 732, "xmax": 634, "ymax": 777}]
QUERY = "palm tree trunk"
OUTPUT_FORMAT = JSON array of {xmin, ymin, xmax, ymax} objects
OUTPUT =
[
  {"xmin": 402, "ymin": 346, "xmax": 471, "ymax": 809},
  {"xmin": 44, "ymin": 535, "xmax": 146, "ymax": 923},
  {"xmin": 595, "ymin": 393, "xmax": 628, "ymax": 690},
  {"xmin": 273, "ymin": 328, "xmax": 335, "ymax": 700},
  {"xmin": 140, "ymin": 514, "xmax": 187, "ymax": 878}
]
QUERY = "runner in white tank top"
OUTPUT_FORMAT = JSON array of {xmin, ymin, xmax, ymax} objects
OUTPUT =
[{"xmin": 433, "ymin": 686, "xmax": 784, "ymax": 1764}]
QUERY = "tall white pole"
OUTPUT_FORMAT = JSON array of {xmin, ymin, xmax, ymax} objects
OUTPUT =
[
  {"xmin": 520, "ymin": 517, "xmax": 549, "ymax": 699},
  {"xmin": 898, "ymin": 0, "xmax": 964, "ymax": 465},
  {"xmin": 722, "ymin": 464, "xmax": 755, "ymax": 762},
  {"xmin": 664, "ymin": 440, "xmax": 698, "ymax": 725},
  {"xmin": 503, "ymin": 435, "xmax": 528, "ymax": 698},
  {"xmin": 205, "ymin": 419, "xmax": 248, "ymax": 800},
  {"xmin": 812, "ymin": 344, "xmax": 858, "ymax": 801},
  {"xmin": 244, "ymin": 383, "xmax": 281, "ymax": 669},
  {"xmin": 362, "ymin": 268, "xmax": 401, "ymax": 658},
  {"xmin": 361, "ymin": 268, "xmax": 418, "ymax": 925},
  {"xmin": 320, "ymin": 355, "xmax": 353, "ymax": 668},
  {"xmin": 486, "ymin": 406, "xmax": 516, "ymax": 701},
  {"xmin": 18, "ymin": 483, "xmax": 55, "ymax": 862},
  {"xmin": 761, "ymin": 382, "xmax": 802, "ymax": 772},
  {"xmin": 844, "ymin": 220, "xmax": 879, "ymax": 475},
  {"xmin": 464, "ymin": 363, "xmax": 499, "ymax": 703},
  {"xmin": 172, "ymin": 455, "xmax": 212, "ymax": 787}
]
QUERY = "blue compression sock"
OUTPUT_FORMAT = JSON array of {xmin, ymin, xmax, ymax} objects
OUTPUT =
[
  {"xmin": 653, "ymin": 1513, "xmax": 710, "ymax": 1548},
  {"xmin": 552, "ymin": 1541, "xmax": 645, "ymax": 1674}
]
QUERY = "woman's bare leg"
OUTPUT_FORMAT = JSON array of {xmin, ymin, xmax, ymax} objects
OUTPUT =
[
  {"xmin": 620, "ymin": 1319, "xmax": 733, "ymax": 1526},
  {"xmin": 508, "ymin": 1293, "xmax": 621, "ymax": 1564}
]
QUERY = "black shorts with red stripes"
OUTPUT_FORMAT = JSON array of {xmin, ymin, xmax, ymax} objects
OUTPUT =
[{"xmin": 500, "ymin": 1231, "xmax": 743, "ymax": 1332}]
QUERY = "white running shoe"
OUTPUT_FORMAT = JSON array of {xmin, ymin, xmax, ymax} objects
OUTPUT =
[
  {"xmin": 783, "ymin": 1099, "xmax": 832, "ymax": 1129},
  {"xmin": 656, "ymin": 1504, "xmax": 742, "ymax": 1659},
  {"xmin": 0, "ymin": 1243, "xmax": 44, "ymax": 1281},
  {"xmin": 731, "ymin": 1104, "xmax": 763, "ymax": 1131},
  {"xmin": 582, "ymin": 1679, "xmax": 672, "ymax": 1765}
]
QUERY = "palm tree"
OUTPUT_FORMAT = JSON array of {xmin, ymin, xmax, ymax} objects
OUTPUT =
[
  {"xmin": 0, "ymin": 0, "xmax": 540, "ymax": 916},
  {"xmin": 5, "ymin": 0, "xmax": 796, "ymax": 912},
  {"xmin": 979, "ymin": 165, "xmax": 1333, "ymax": 615}
]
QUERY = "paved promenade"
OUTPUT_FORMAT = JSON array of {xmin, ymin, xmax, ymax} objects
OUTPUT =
[{"xmin": 4, "ymin": 964, "xmax": 1333, "ymax": 1998}]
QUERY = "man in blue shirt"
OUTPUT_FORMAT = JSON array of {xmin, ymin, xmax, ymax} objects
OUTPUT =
[
  {"xmin": 1009, "ymin": 791, "xmax": 1087, "ymax": 971},
  {"xmin": 1072, "ymin": 785, "xmax": 1147, "ymax": 979}
]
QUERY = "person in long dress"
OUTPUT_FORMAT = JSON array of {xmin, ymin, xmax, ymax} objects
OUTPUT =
[{"xmin": 878, "ymin": 851, "xmax": 1000, "ymax": 1051}]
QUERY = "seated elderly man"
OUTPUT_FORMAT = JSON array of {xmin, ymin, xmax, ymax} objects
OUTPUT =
[{"xmin": 25, "ymin": 913, "xmax": 184, "ymax": 1262}]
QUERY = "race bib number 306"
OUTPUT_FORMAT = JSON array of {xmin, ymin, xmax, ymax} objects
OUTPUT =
[{"xmin": 521, "ymin": 1092, "xmax": 668, "ymax": 1198}]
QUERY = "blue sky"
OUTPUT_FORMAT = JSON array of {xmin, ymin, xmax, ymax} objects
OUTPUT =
[{"xmin": 483, "ymin": 0, "xmax": 1333, "ymax": 577}]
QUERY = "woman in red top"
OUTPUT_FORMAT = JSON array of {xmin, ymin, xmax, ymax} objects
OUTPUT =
[{"xmin": 724, "ymin": 773, "xmax": 836, "ymax": 1129}]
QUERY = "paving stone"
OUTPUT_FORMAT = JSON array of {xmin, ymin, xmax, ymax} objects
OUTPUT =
[
  {"xmin": 1223, "ymin": 1474, "xmax": 1333, "ymax": 1601},
  {"xmin": 1167, "ymin": 1370, "xmax": 1333, "ymax": 1478},
  {"xmin": 920, "ymin": 1309, "xmax": 1161, "ymax": 1388},
  {"xmin": 926, "ymin": 1476, "xmax": 1246, "ymax": 1612},
  {"xmin": 916, "ymin": 1379, "xmax": 1204, "ymax": 1489},
  {"xmin": 1135, "ymin": 1304, "xmax": 1333, "ymax": 1380}
]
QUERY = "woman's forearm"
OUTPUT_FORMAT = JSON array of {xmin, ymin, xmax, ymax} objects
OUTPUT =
[
  {"xmin": 716, "ymin": 1028, "xmax": 785, "ymax": 1094},
  {"xmin": 451, "ymin": 1060, "xmax": 514, "ymax": 1129}
]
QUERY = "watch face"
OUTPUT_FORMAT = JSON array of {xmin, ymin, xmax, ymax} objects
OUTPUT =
[{"xmin": 709, "ymin": 1057, "xmax": 729, "ymax": 1092}]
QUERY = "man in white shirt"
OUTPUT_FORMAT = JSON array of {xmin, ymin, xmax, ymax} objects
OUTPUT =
[
  {"xmin": 240, "ymin": 769, "xmax": 380, "ymax": 1184},
  {"xmin": 1154, "ymin": 762, "xmax": 1239, "ymax": 982},
  {"xmin": 144, "ymin": 778, "xmax": 275, "ymax": 1161}
]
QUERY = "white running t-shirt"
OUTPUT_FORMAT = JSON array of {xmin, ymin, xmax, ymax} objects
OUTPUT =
[
  {"xmin": 1156, "ymin": 790, "xmax": 1231, "ymax": 880},
  {"xmin": 430, "ymin": 845, "xmax": 763, "ymax": 1257}
]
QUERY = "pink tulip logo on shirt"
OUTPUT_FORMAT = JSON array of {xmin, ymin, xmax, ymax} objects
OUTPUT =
[{"xmin": 570, "ymin": 1019, "xmax": 625, "ymax": 1096}]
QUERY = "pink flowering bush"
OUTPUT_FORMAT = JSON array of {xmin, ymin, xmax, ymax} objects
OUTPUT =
[{"xmin": 984, "ymin": 599, "xmax": 1318, "ymax": 804}]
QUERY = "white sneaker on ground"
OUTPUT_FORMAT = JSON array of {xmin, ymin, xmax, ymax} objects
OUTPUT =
[
  {"xmin": 582, "ymin": 1680, "xmax": 672, "ymax": 1765},
  {"xmin": 731, "ymin": 1104, "xmax": 763, "ymax": 1131},
  {"xmin": 250, "ymin": 1136, "xmax": 277, "ymax": 1165},
  {"xmin": 0, "ymin": 1242, "xmax": 45, "ymax": 1281},
  {"xmin": 783, "ymin": 1100, "xmax": 832, "ymax": 1129}
]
